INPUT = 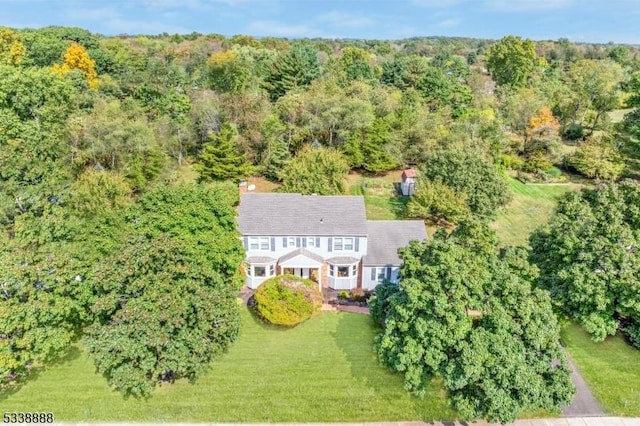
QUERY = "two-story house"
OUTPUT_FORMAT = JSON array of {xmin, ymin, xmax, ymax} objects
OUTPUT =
[{"xmin": 238, "ymin": 193, "xmax": 427, "ymax": 290}]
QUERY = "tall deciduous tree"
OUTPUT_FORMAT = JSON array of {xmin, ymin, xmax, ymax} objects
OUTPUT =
[
  {"xmin": 280, "ymin": 146, "xmax": 349, "ymax": 195},
  {"xmin": 52, "ymin": 42, "xmax": 99, "ymax": 89},
  {"xmin": 530, "ymin": 182, "xmax": 640, "ymax": 344},
  {"xmin": 372, "ymin": 222, "xmax": 574, "ymax": 423},
  {"xmin": 420, "ymin": 149, "xmax": 511, "ymax": 219},
  {"xmin": 0, "ymin": 28, "xmax": 26, "ymax": 65},
  {"xmin": 84, "ymin": 184, "xmax": 245, "ymax": 396},
  {"xmin": 558, "ymin": 59, "xmax": 624, "ymax": 134},
  {"xmin": 0, "ymin": 242, "xmax": 85, "ymax": 386},
  {"xmin": 486, "ymin": 35, "xmax": 540, "ymax": 88}
]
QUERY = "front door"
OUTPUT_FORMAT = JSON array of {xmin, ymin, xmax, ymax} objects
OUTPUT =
[{"xmin": 294, "ymin": 268, "xmax": 310, "ymax": 279}]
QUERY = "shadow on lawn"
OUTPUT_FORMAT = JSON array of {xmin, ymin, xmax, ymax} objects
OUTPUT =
[
  {"xmin": 333, "ymin": 313, "xmax": 458, "ymax": 423},
  {"xmin": 0, "ymin": 344, "xmax": 83, "ymax": 402}
]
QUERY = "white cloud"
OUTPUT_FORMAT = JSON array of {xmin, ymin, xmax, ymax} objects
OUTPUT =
[
  {"xmin": 317, "ymin": 11, "xmax": 375, "ymax": 28},
  {"xmin": 247, "ymin": 20, "xmax": 315, "ymax": 37}
]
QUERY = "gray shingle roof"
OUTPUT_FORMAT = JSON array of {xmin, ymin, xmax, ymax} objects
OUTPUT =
[
  {"xmin": 326, "ymin": 256, "xmax": 360, "ymax": 265},
  {"xmin": 245, "ymin": 256, "xmax": 277, "ymax": 264},
  {"xmin": 278, "ymin": 248, "xmax": 324, "ymax": 264},
  {"xmin": 364, "ymin": 220, "xmax": 427, "ymax": 266},
  {"xmin": 238, "ymin": 193, "xmax": 368, "ymax": 236}
]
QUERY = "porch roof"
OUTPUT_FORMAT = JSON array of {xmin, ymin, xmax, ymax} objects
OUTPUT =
[
  {"xmin": 326, "ymin": 256, "xmax": 360, "ymax": 265},
  {"xmin": 245, "ymin": 256, "xmax": 277, "ymax": 264},
  {"xmin": 278, "ymin": 248, "xmax": 324, "ymax": 267}
]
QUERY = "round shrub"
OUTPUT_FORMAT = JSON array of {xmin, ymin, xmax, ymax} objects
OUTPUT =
[{"xmin": 252, "ymin": 275, "xmax": 322, "ymax": 326}]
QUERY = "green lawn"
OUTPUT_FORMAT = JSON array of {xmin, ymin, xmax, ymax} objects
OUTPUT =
[
  {"xmin": 348, "ymin": 173, "xmax": 409, "ymax": 220},
  {"xmin": 492, "ymin": 178, "xmax": 580, "ymax": 247},
  {"xmin": 562, "ymin": 323, "xmax": 640, "ymax": 416},
  {"xmin": 0, "ymin": 307, "xmax": 454, "ymax": 422}
]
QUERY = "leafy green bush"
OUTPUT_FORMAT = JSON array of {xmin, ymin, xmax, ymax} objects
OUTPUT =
[
  {"xmin": 253, "ymin": 275, "xmax": 322, "ymax": 326},
  {"xmin": 624, "ymin": 319, "xmax": 640, "ymax": 349},
  {"xmin": 368, "ymin": 281, "xmax": 400, "ymax": 327}
]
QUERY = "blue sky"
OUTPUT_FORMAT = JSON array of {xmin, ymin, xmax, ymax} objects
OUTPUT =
[{"xmin": 1, "ymin": 0, "xmax": 639, "ymax": 44}]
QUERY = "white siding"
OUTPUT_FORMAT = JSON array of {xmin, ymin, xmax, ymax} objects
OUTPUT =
[
  {"xmin": 401, "ymin": 177, "xmax": 416, "ymax": 196},
  {"xmin": 362, "ymin": 266, "xmax": 400, "ymax": 290},
  {"xmin": 244, "ymin": 235, "xmax": 368, "ymax": 261}
]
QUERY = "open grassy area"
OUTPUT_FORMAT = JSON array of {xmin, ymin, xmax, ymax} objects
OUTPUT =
[
  {"xmin": 347, "ymin": 172, "xmax": 409, "ymax": 220},
  {"xmin": 608, "ymin": 108, "xmax": 633, "ymax": 124},
  {"xmin": 0, "ymin": 307, "xmax": 454, "ymax": 422},
  {"xmin": 562, "ymin": 323, "xmax": 640, "ymax": 416},
  {"xmin": 492, "ymin": 177, "xmax": 580, "ymax": 247}
]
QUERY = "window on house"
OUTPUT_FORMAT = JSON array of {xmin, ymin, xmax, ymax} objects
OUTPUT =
[
  {"xmin": 249, "ymin": 237, "xmax": 270, "ymax": 250},
  {"xmin": 260, "ymin": 237, "xmax": 270, "ymax": 250},
  {"xmin": 333, "ymin": 237, "xmax": 354, "ymax": 251},
  {"xmin": 337, "ymin": 266, "xmax": 349, "ymax": 277},
  {"xmin": 307, "ymin": 237, "xmax": 315, "ymax": 247},
  {"xmin": 284, "ymin": 267, "xmax": 293, "ymax": 275},
  {"xmin": 288, "ymin": 237, "xmax": 296, "ymax": 247},
  {"xmin": 377, "ymin": 268, "xmax": 385, "ymax": 283},
  {"xmin": 329, "ymin": 265, "xmax": 334, "ymax": 276},
  {"xmin": 352, "ymin": 264, "xmax": 357, "ymax": 276},
  {"xmin": 249, "ymin": 237, "xmax": 259, "ymax": 250},
  {"xmin": 344, "ymin": 237, "xmax": 354, "ymax": 250},
  {"xmin": 269, "ymin": 264, "xmax": 275, "ymax": 276},
  {"xmin": 254, "ymin": 266, "xmax": 266, "ymax": 277}
]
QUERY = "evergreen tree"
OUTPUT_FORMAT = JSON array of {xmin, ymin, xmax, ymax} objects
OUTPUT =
[
  {"xmin": 196, "ymin": 123, "xmax": 253, "ymax": 182},
  {"xmin": 265, "ymin": 44, "xmax": 320, "ymax": 101}
]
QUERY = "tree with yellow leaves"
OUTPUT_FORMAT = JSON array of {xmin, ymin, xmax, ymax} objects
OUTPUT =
[
  {"xmin": 52, "ymin": 42, "xmax": 98, "ymax": 89},
  {"xmin": 0, "ymin": 28, "xmax": 26, "ymax": 66},
  {"xmin": 527, "ymin": 106, "xmax": 560, "ymax": 139}
]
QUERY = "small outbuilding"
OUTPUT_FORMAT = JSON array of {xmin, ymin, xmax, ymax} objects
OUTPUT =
[{"xmin": 400, "ymin": 169, "xmax": 417, "ymax": 196}]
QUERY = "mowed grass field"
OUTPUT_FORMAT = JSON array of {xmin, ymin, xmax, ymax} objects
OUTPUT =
[
  {"xmin": 347, "ymin": 172, "xmax": 409, "ymax": 220},
  {"xmin": 561, "ymin": 323, "xmax": 640, "ymax": 416},
  {"xmin": 0, "ymin": 307, "xmax": 454, "ymax": 422},
  {"xmin": 492, "ymin": 177, "xmax": 581, "ymax": 247}
]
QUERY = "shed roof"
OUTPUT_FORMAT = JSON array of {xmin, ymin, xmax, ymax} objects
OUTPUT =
[
  {"xmin": 238, "ymin": 193, "xmax": 368, "ymax": 236},
  {"xmin": 363, "ymin": 220, "xmax": 427, "ymax": 266},
  {"xmin": 401, "ymin": 169, "xmax": 417, "ymax": 180}
]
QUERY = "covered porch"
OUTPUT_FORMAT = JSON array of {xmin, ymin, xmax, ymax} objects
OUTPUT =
[{"xmin": 278, "ymin": 248, "xmax": 324, "ymax": 291}]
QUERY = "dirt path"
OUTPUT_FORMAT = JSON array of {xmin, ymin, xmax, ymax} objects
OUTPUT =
[{"xmin": 562, "ymin": 353, "xmax": 605, "ymax": 417}]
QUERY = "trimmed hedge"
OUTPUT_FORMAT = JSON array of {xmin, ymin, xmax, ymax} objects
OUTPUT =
[{"xmin": 252, "ymin": 275, "xmax": 322, "ymax": 326}]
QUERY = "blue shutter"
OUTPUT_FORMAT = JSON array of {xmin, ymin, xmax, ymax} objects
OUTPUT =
[
  {"xmin": 315, "ymin": 237, "xmax": 320, "ymax": 247},
  {"xmin": 386, "ymin": 267, "xmax": 391, "ymax": 280},
  {"xmin": 296, "ymin": 237, "xmax": 301, "ymax": 247},
  {"xmin": 283, "ymin": 237, "xmax": 287, "ymax": 248},
  {"xmin": 354, "ymin": 238, "xmax": 359, "ymax": 252},
  {"xmin": 243, "ymin": 237, "xmax": 248, "ymax": 249},
  {"xmin": 328, "ymin": 238, "xmax": 333, "ymax": 252},
  {"xmin": 370, "ymin": 268, "xmax": 375, "ymax": 280},
  {"xmin": 270, "ymin": 237, "xmax": 275, "ymax": 251},
  {"xmin": 302, "ymin": 238, "xmax": 307, "ymax": 248}
]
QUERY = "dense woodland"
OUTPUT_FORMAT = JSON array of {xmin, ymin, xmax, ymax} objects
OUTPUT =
[{"xmin": 1, "ymin": 26, "xmax": 640, "ymax": 422}]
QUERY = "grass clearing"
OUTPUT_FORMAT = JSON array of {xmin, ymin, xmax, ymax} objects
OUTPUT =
[
  {"xmin": 492, "ymin": 178, "xmax": 580, "ymax": 247},
  {"xmin": 608, "ymin": 108, "xmax": 633, "ymax": 124},
  {"xmin": 0, "ymin": 307, "xmax": 454, "ymax": 422},
  {"xmin": 562, "ymin": 323, "xmax": 640, "ymax": 416},
  {"xmin": 347, "ymin": 172, "xmax": 409, "ymax": 220}
]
